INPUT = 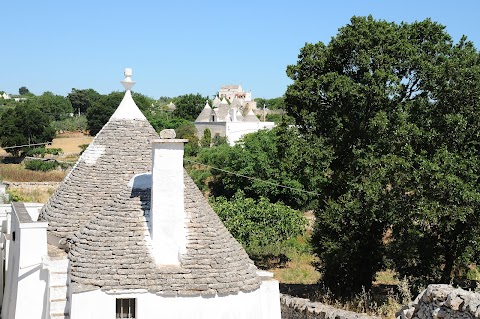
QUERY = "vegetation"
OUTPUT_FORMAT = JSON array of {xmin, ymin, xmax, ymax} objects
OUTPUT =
[
  {"xmin": 210, "ymin": 190, "xmax": 307, "ymax": 260},
  {"xmin": 172, "ymin": 93, "xmax": 209, "ymax": 121},
  {"xmin": 0, "ymin": 164, "xmax": 66, "ymax": 182},
  {"xmin": 24, "ymin": 160, "xmax": 59, "ymax": 172},
  {"xmin": 255, "ymin": 96, "xmax": 286, "ymax": 110},
  {"xmin": 285, "ymin": 16, "xmax": 480, "ymax": 295},
  {"xmin": 0, "ymin": 103, "xmax": 55, "ymax": 156}
]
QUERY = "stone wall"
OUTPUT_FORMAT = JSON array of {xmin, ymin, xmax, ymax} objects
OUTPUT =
[
  {"xmin": 280, "ymin": 294, "xmax": 378, "ymax": 319},
  {"xmin": 3, "ymin": 182, "xmax": 61, "ymax": 188},
  {"xmin": 396, "ymin": 284, "xmax": 480, "ymax": 319}
]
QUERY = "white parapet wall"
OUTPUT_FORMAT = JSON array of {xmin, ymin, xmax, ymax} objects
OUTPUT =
[
  {"xmin": 2, "ymin": 202, "xmax": 48, "ymax": 319},
  {"xmin": 70, "ymin": 277, "xmax": 281, "ymax": 319},
  {"xmin": 226, "ymin": 122, "xmax": 275, "ymax": 146}
]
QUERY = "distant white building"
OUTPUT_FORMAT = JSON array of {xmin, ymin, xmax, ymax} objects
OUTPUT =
[
  {"xmin": 217, "ymin": 85, "xmax": 256, "ymax": 109},
  {"xmin": 195, "ymin": 98, "xmax": 275, "ymax": 146},
  {"xmin": 1, "ymin": 93, "xmax": 11, "ymax": 99},
  {"xmin": 0, "ymin": 69, "xmax": 281, "ymax": 319}
]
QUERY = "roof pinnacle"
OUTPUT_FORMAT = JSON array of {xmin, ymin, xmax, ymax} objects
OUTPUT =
[{"xmin": 121, "ymin": 68, "xmax": 136, "ymax": 91}]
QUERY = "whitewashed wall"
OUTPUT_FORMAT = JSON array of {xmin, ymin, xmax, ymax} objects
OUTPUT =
[
  {"xmin": 70, "ymin": 278, "xmax": 281, "ymax": 319},
  {"xmin": 2, "ymin": 203, "xmax": 48, "ymax": 319},
  {"xmin": 226, "ymin": 122, "xmax": 276, "ymax": 146}
]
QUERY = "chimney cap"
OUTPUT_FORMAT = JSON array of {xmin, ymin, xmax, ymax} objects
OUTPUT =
[{"xmin": 152, "ymin": 139, "xmax": 189, "ymax": 144}]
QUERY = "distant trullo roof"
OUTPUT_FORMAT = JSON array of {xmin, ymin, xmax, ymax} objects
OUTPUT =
[
  {"xmin": 243, "ymin": 109, "xmax": 260, "ymax": 122},
  {"xmin": 194, "ymin": 101, "xmax": 213, "ymax": 122},
  {"xmin": 39, "ymin": 69, "xmax": 159, "ymax": 240},
  {"xmin": 68, "ymin": 172, "xmax": 261, "ymax": 295}
]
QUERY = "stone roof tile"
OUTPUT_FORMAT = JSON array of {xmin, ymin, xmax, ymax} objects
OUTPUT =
[
  {"xmin": 68, "ymin": 172, "xmax": 261, "ymax": 296},
  {"xmin": 40, "ymin": 119, "xmax": 159, "ymax": 239}
]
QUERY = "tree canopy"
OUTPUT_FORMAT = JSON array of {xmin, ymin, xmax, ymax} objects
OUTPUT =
[
  {"xmin": 0, "ymin": 103, "xmax": 55, "ymax": 156},
  {"xmin": 67, "ymin": 88, "xmax": 101, "ymax": 115},
  {"xmin": 172, "ymin": 93, "xmax": 209, "ymax": 121},
  {"xmin": 85, "ymin": 91, "xmax": 154, "ymax": 135},
  {"xmin": 285, "ymin": 16, "xmax": 480, "ymax": 294}
]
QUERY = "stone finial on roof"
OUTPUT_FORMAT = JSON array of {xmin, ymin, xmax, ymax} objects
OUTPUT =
[
  {"xmin": 110, "ymin": 68, "xmax": 146, "ymax": 120},
  {"xmin": 121, "ymin": 68, "xmax": 136, "ymax": 91}
]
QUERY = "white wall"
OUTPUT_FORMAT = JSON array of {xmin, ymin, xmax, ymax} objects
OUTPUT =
[
  {"xmin": 226, "ymin": 122, "xmax": 276, "ymax": 146},
  {"xmin": 2, "ymin": 203, "xmax": 48, "ymax": 319},
  {"xmin": 70, "ymin": 278, "xmax": 280, "ymax": 319}
]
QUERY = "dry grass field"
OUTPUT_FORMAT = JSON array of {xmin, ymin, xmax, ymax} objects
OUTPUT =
[
  {"xmin": 47, "ymin": 131, "xmax": 93, "ymax": 154},
  {"xmin": 0, "ymin": 132, "xmax": 93, "ymax": 157}
]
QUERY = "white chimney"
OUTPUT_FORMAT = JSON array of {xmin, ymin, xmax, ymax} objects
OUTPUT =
[{"xmin": 150, "ymin": 129, "xmax": 188, "ymax": 265}]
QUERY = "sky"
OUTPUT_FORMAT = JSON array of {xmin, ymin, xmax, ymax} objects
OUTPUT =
[{"xmin": 2, "ymin": 1, "xmax": 480, "ymax": 99}]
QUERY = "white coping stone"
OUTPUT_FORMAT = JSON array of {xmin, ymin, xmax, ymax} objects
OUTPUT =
[
  {"xmin": 256, "ymin": 270, "xmax": 274, "ymax": 278},
  {"xmin": 81, "ymin": 144, "xmax": 106, "ymax": 166},
  {"xmin": 128, "ymin": 173, "xmax": 152, "ymax": 190}
]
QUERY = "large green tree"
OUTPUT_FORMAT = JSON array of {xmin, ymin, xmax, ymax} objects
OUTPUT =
[
  {"xmin": 285, "ymin": 16, "xmax": 480, "ymax": 294},
  {"xmin": 29, "ymin": 92, "xmax": 74, "ymax": 121},
  {"xmin": 195, "ymin": 125, "xmax": 332, "ymax": 210},
  {"xmin": 67, "ymin": 88, "xmax": 101, "ymax": 115},
  {"xmin": 0, "ymin": 103, "xmax": 55, "ymax": 156},
  {"xmin": 172, "ymin": 93, "xmax": 209, "ymax": 121}
]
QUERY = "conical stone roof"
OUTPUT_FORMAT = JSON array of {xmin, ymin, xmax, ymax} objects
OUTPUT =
[
  {"xmin": 243, "ymin": 109, "xmax": 260, "ymax": 122},
  {"xmin": 68, "ymin": 172, "xmax": 261, "ymax": 295},
  {"xmin": 40, "ymin": 69, "xmax": 159, "ymax": 241},
  {"xmin": 194, "ymin": 101, "xmax": 213, "ymax": 122}
]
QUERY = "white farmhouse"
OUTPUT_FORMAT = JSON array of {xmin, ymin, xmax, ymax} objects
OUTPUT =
[
  {"xmin": 195, "ymin": 99, "xmax": 275, "ymax": 146},
  {"xmin": 0, "ymin": 69, "xmax": 281, "ymax": 319}
]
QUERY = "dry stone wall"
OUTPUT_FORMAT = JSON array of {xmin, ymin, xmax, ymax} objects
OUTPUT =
[
  {"xmin": 281, "ymin": 294, "xmax": 378, "ymax": 319},
  {"xmin": 397, "ymin": 284, "xmax": 480, "ymax": 319}
]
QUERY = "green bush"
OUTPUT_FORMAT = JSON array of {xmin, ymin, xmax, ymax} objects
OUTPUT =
[
  {"xmin": 46, "ymin": 148, "xmax": 63, "ymax": 155},
  {"xmin": 210, "ymin": 191, "xmax": 307, "ymax": 257},
  {"xmin": 51, "ymin": 115, "xmax": 87, "ymax": 132},
  {"xmin": 25, "ymin": 159, "xmax": 59, "ymax": 172},
  {"xmin": 24, "ymin": 147, "xmax": 46, "ymax": 158}
]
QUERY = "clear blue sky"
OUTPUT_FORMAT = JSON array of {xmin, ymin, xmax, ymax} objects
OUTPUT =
[{"xmin": 2, "ymin": 1, "xmax": 479, "ymax": 99}]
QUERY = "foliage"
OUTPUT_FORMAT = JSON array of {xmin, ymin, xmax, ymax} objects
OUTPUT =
[
  {"xmin": 18, "ymin": 86, "xmax": 30, "ymax": 95},
  {"xmin": 67, "ymin": 88, "xmax": 101, "ymax": 114},
  {"xmin": 146, "ymin": 113, "xmax": 190, "ymax": 132},
  {"xmin": 210, "ymin": 191, "xmax": 307, "ymax": 257},
  {"xmin": 172, "ymin": 93, "xmax": 209, "ymax": 121},
  {"xmin": 27, "ymin": 92, "xmax": 74, "ymax": 121},
  {"xmin": 51, "ymin": 115, "xmax": 88, "ymax": 132},
  {"xmin": 200, "ymin": 128, "xmax": 212, "ymax": 148},
  {"xmin": 212, "ymin": 133, "xmax": 227, "ymax": 146},
  {"xmin": 255, "ymin": 96, "xmax": 286, "ymax": 110},
  {"xmin": 285, "ymin": 15, "xmax": 480, "ymax": 294},
  {"xmin": 0, "ymin": 103, "xmax": 55, "ymax": 156},
  {"xmin": 79, "ymin": 144, "xmax": 89, "ymax": 155},
  {"xmin": 46, "ymin": 148, "xmax": 63, "ymax": 155},
  {"xmin": 24, "ymin": 147, "xmax": 46, "ymax": 157},
  {"xmin": 175, "ymin": 122, "xmax": 199, "ymax": 157},
  {"xmin": 195, "ymin": 125, "xmax": 332, "ymax": 210},
  {"xmin": 24, "ymin": 159, "xmax": 59, "ymax": 172},
  {"xmin": 85, "ymin": 91, "xmax": 154, "ymax": 135}
]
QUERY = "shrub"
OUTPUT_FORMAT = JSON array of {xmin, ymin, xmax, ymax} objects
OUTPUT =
[
  {"xmin": 210, "ymin": 191, "xmax": 307, "ymax": 259},
  {"xmin": 24, "ymin": 147, "xmax": 46, "ymax": 158},
  {"xmin": 24, "ymin": 159, "xmax": 59, "ymax": 172},
  {"xmin": 46, "ymin": 148, "xmax": 63, "ymax": 155}
]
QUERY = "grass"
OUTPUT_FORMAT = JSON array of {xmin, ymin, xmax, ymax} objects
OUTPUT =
[
  {"xmin": 270, "ymin": 251, "xmax": 320, "ymax": 284},
  {"xmin": 7, "ymin": 186, "xmax": 56, "ymax": 203},
  {"xmin": 0, "ymin": 164, "xmax": 66, "ymax": 182}
]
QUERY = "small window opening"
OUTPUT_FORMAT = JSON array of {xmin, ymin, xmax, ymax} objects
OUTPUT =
[{"xmin": 116, "ymin": 298, "xmax": 136, "ymax": 319}]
